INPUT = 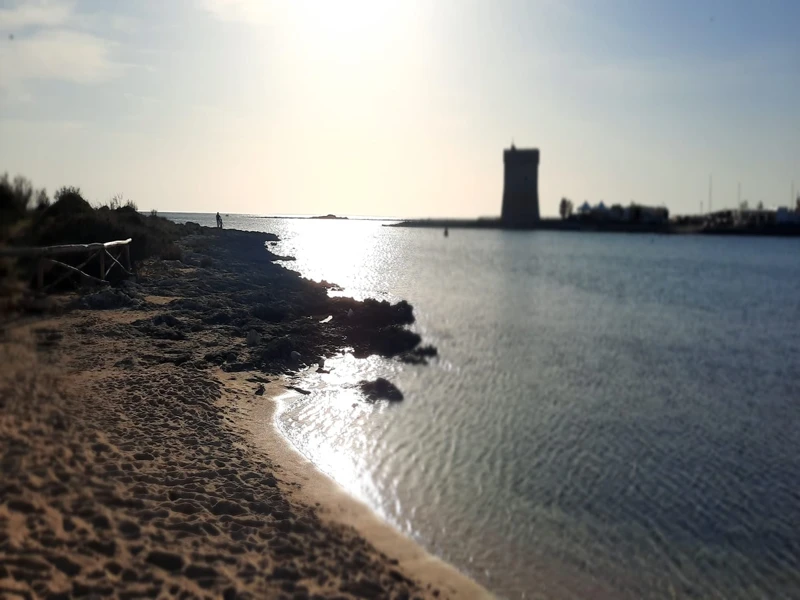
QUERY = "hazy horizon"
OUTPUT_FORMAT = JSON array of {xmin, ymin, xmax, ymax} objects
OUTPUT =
[{"xmin": 1, "ymin": 0, "xmax": 798, "ymax": 218}]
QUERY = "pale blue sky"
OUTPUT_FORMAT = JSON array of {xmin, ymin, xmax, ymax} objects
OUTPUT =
[{"xmin": 1, "ymin": 0, "xmax": 798, "ymax": 217}]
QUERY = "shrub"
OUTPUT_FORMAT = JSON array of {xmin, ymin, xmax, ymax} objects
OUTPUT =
[
  {"xmin": 55, "ymin": 186, "xmax": 83, "ymax": 203},
  {"xmin": 1, "ymin": 174, "xmax": 37, "ymax": 225},
  {"xmin": 2, "ymin": 173, "xmax": 195, "ymax": 284},
  {"xmin": 35, "ymin": 189, "xmax": 50, "ymax": 210},
  {"xmin": 34, "ymin": 201, "xmax": 187, "ymax": 268}
]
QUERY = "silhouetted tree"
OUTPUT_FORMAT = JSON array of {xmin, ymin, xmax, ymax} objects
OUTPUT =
[
  {"xmin": 739, "ymin": 200, "xmax": 749, "ymax": 211},
  {"xmin": 55, "ymin": 186, "xmax": 83, "ymax": 203},
  {"xmin": 35, "ymin": 189, "xmax": 49, "ymax": 210},
  {"xmin": 0, "ymin": 173, "xmax": 33, "ymax": 220},
  {"xmin": 757, "ymin": 201, "xmax": 764, "ymax": 210},
  {"xmin": 796, "ymin": 195, "xmax": 800, "ymax": 211},
  {"xmin": 559, "ymin": 197, "xmax": 573, "ymax": 219}
]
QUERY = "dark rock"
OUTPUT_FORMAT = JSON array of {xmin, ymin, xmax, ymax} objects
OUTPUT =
[
  {"xmin": 259, "ymin": 337, "xmax": 293, "ymax": 360},
  {"xmin": 399, "ymin": 344, "xmax": 438, "ymax": 365},
  {"xmin": 114, "ymin": 357, "xmax": 136, "ymax": 369},
  {"xmin": 348, "ymin": 326, "xmax": 422, "ymax": 359},
  {"xmin": 224, "ymin": 362, "xmax": 254, "ymax": 373},
  {"xmin": 210, "ymin": 500, "xmax": 246, "ymax": 516},
  {"xmin": 359, "ymin": 378, "xmax": 404, "ymax": 402},
  {"xmin": 79, "ymin": 288, "xmax": 140, "ymax": 310},
  {"xmin": 252, "ymin": 304, "xmax": 287, "ymax": 323},
  {"xmin": 204, "ymin": 310, "xmax": 233, "ymax": 325},
  {"xmin": 153, "ymin": 314, "xmax": 182, "ymax": 327},
  {"xmin": 285, "ymin": 386, "xmax": 311, "ymax": 396},
  {"xmin": 333, "ymin": 297, "xmax": 415, "ymax": 328},
  {"xmin": 255, "ymin": 384, "xmax": 265, "ymax": 396}
]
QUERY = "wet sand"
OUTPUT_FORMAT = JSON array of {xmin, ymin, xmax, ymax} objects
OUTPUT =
[{"xmin": 0, "ymin": 228, "xmax": 491, "ymax": 599}]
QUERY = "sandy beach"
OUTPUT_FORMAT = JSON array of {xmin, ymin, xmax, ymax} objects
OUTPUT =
[{"xmin": 0, "ymin": 228, "xmax": 491, "ymax": 599}]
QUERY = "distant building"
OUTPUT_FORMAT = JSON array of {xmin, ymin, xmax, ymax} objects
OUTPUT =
[
  {"xmin": 776, "ymin": 207, "xmax": 800, "ymax": 224},
  {"xmin": 577, "ymin": 202, "xmax": 668, "ymax": 224},
  {"xmin": 735, "ymin": 208, "xmax": 775, "ymax": 226},
  {"xmin": 501, "ymin": 146, "xmax": 540, "ymax": 227},
  {"xmin": 635, "ymin": 205, "xmax": 669, "ymax": 224}
]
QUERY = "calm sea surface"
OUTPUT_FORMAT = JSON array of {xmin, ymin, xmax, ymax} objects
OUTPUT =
[{"xmin": 167, "ymin": 213, "xmax": 800, "ymax": 599}]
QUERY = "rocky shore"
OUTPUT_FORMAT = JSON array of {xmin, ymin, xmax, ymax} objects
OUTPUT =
[{"xmin": 0, "ymin": 228, "xmax": 489, "ymax": 599}]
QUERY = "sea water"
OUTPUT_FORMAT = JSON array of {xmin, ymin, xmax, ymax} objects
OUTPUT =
[{"xmin": 165, "ymin": 214, "xmax": 800, "ymax": 599}]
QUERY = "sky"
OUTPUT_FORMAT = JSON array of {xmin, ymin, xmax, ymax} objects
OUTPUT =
[{"xmin": 0, "ymin": 0, "xmax": 798, "ymax": 218}]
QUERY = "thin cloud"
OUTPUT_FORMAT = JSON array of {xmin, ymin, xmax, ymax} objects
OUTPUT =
[
  {"xmin": 0, "ymin": 1, "xmax": 72, "ymax": 31},
  {"xmin": 0, "ymin": 1, "xmax": 130, "ymax": 99},
  {"xmin": 1, "ymin": 29, "xmax": 122, "ymax": 88},
  {"xmin": 200, "ymin": 0, "xmax": 272, "ymax": 24}
]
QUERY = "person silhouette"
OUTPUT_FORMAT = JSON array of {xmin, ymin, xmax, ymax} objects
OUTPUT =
[{"xmin": 216, "ymin": 212, "xmax": 223, "ymax": 229}]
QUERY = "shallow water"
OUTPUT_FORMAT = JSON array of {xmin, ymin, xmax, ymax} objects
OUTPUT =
[{"xmin": 167, "ymin": 213, "xmax": 800, "ymax": 599}]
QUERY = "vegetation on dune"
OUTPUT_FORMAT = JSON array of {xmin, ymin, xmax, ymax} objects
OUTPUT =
[{"xmin": 0, "ymin": 173, "xmax": 201, "ymax": 290}]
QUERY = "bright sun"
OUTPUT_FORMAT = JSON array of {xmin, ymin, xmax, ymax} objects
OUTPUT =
[{"xmin": 290, "ymin": 0, "xmax": 407, "ymax": 51}]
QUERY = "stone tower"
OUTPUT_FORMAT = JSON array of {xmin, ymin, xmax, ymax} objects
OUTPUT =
[{"xmin": 501, "ymin": 146, "xmax": 540, "ymax": 227}]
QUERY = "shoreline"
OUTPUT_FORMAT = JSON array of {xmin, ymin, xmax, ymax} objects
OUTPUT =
[
  {"xmin": 225, "ymin": 373, "xmax": 492, "ymax": 598},
  {"xmin": 387, "ymin": 217, "xmax": 800, "ymax": 237},
  {"xmin": 0, "ymin": 226, "xmax": 492, "ymax": 598}
]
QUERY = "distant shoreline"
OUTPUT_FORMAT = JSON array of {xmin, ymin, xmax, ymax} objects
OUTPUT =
[
  {"xmin": 160, "ymin": 213, "xmax": 800, "ymax": 237},
  {"xmin": 387, "ymin": 217, "xmax": 800, "ymax": 237}
]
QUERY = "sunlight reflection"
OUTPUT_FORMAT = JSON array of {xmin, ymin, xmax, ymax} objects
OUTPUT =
[
  {"xmin": 275, "ymin": 220, "xmax": 398, "ymax": 301},
  {"xmin": 276, "ymin": 351, "xmax": 398, "ymax": 514}
]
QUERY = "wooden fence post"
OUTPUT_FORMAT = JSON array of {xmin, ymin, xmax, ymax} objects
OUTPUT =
[
  {"xmin": 124, "ymin": 245, "xmax": 131, "ymax": 272},
  {"xmin": 99, "ymin": 250, "xmax": 105, "ymax": 280}
]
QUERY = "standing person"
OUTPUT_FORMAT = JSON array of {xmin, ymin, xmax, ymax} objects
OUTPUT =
[{"xmin": 216, "ymin": 212, "xmax": 223, "ymax": 229}]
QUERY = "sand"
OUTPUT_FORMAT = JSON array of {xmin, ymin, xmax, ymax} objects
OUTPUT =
[{"xmin": 0, "ymin": 229, "xmax": 492, "ymax": 599}]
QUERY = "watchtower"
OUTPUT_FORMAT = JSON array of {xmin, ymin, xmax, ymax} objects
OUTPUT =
[{"xmin": 501, "ymin": 145, "xmax": 540, "ymax": 227}]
